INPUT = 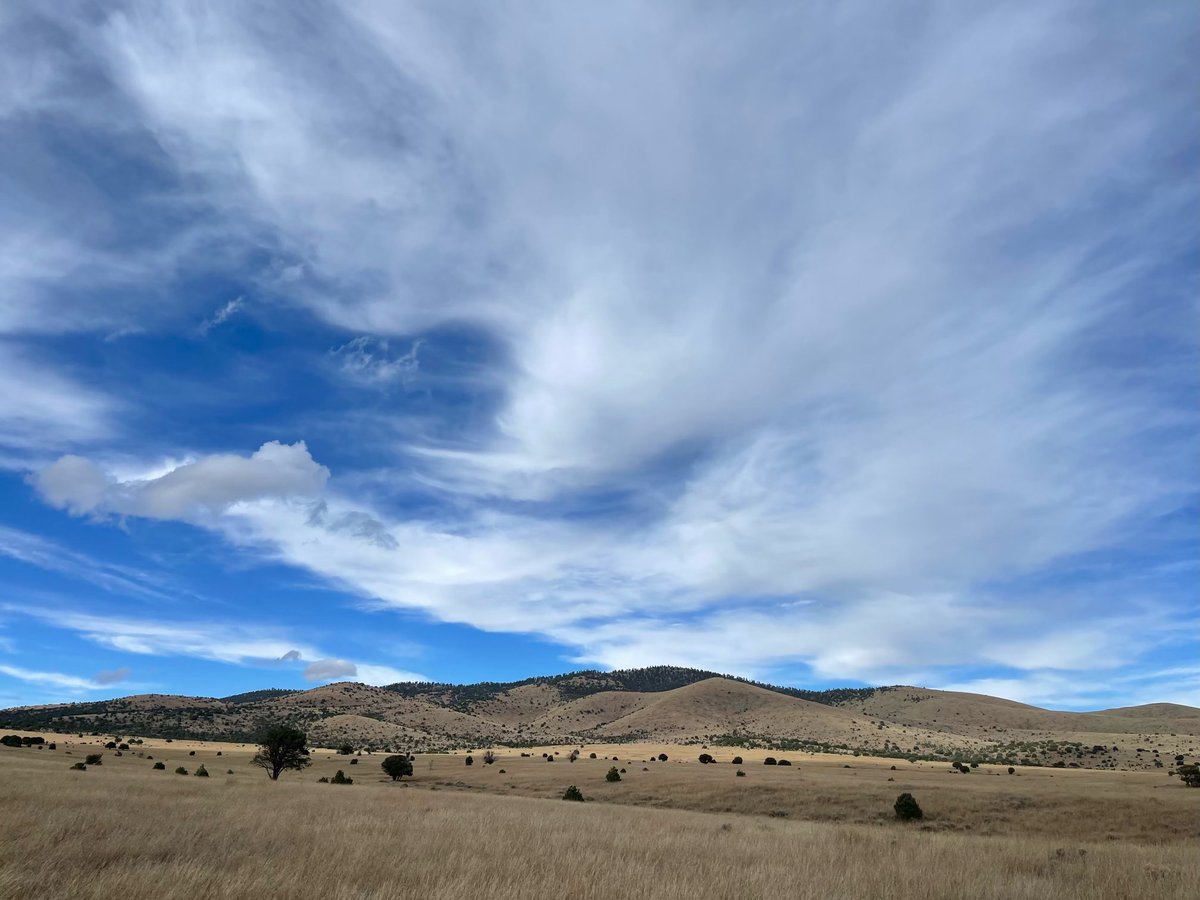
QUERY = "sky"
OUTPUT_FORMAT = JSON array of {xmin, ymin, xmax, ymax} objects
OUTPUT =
[{"xmin": 0, "ymin": 1, "xmax": 1197, "ymax": 711}]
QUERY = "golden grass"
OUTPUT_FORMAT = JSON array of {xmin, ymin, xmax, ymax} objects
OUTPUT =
[{"xmin": 3, "ymin": 733, "xmax": 1198, "ymax": 899}]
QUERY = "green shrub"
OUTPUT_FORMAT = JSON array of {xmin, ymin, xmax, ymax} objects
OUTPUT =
[
  {"xmin": 731, "ymin": 756, "xmax": 743, "ymax": 765},
  {"xmin": 1008, "ymin": 767, "xmax": 1015, "ymax": 775},
  {"xmin": 658, "ymin": 753, "xmax": 668, "ymax": 762},
  {"xmin": 0, "ymin": 735, "xmax": 24, "ymax": 748},
  {"xmin": 763, "ymin": 757, "xmax": 777, "ymax": 766},
  {"xmin": 330, "ymin": 769, "xmax": 353, "ymax": 785},
  {"xmin": 777, "ymin": 759, "xmax": 792, "ymax": 766},
  {"xmin": 589, "ymin": 752, "xmax": 597, "ymax": 759},
  {"xmin": 153, "ymin": 761, "xmax": 166, "ymax": 770},
  {"xmin": 894, "ymin": 792, "xmax": 923, "ymax": 821},
  {"xmin": 563, "ymin": 785, "xmax": 584, "ymax": 801},
  {"xmin": 317, "ymin": 776, "xmax": 329, "ymax": 783},
  {"xmin": 465, "ymin": 755, "xmax": 474, "ymax": 766},
  {"xmin": 605, "ymin": 766, "xmax": 621, "ymax": 782},
  {"xmin": 175, "ymin": 767, "xmax": 188, "ymax": 775},
  {"xmin": 698, "ymin": 753, "xmax": 714, "ymax": 764},
  {"xmin": 70, "ymin": 762, "xmax": 87, "ymax": 771},
  {"xmin": 736, "ymin": 769, "xmax": 746, "ymax": 777},
  {"xmin": 195, "ymin": 765, "xmax": 209, "ymax": 777},
  {"xmin": 85, "ymin": 753, "xmax": 103, "ymax": 765},
  {"xmin": 1178, "ymin": 763, "xmax": 1200, "ymax": 787},
  {"xmin": 338, "ymin": 744, "xmax": 354, "ymax": 755},
  {"xmin": 349, "ymin": 758, "xmax": 358, "ymax": 765}
]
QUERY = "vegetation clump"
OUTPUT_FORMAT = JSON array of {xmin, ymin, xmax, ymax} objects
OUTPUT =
[
  {"xmin": 763, "ymin": 757, "xmax": 777, "ymax": 766},
  {"xmin": 85, "ymin": 753, "xmax": 103, "ymax": 765},
  {"xmin": 70, "ymin": 762, "xmax": 86, "ymax": 771},
  {"xmin": 153, "ymin": 761, "xmax": 166, "ymax": 770},
  {"xmin": 562, "ymin": 785, "xmax": 584, "ymax": 801},
  {"xmin": 175, "ymin": 767, "xmax": 188, "ymax": 775},
  {"xmin": 605, "ymin": 767, "xmax": 621, "ymax": 782},
  {"xmin": 195, "ymin": 765, "xmax": 209, "ymax": 777},
  {"xmin": 382, "ymin": 754, "xmax": 414, "ymax": 781},
  {"xmin": 1177, "ymin": 763, "xmax": 1200, "ymax": 787},
  {"xmin": 894, "ymin": 793, "xmax": 923, "ymax": 821},
  {"xmin": 330, "ymin": 769, "xmax": 353, "ymax": 785}
]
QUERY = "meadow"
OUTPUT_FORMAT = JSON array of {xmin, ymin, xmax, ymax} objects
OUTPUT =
[{"xmin": 1, "ymin": 732, "xmax": 1195, "ymax": 899}]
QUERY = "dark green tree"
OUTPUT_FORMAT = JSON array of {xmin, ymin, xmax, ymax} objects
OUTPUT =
[
  {"xmin": 252, "ymin": 725, "xmax": 311, "ymax": 781},
  {"xmin": 605, "ymin": 766, "xmax": 621, "ymax": 782},
  {"xmin": 1178, "ymin": 763, "xmax": 1200, "ymax": 787},
  {"xmin": 562, "ymin": 785, "xmax": 584, "ymax": 801},
  {"xmin": 382, "ymin": 754, "xmax": 414, "ymax": 781},
  {"xmin": 894, "ymin": 792, "xmax": 923, "ymax": 820}
]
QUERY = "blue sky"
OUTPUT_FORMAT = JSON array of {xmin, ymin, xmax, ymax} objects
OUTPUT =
[{"xmin": 1, "ymin": 2, "xmax": 1197, "ymax": 710}]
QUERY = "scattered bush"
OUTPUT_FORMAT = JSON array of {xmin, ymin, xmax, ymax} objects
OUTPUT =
[
  {"xmin": 736, "ymin": 769, "xmax": 746, "ymax": 777},
  {"xmin": 330, "ymin": 769, "xmax": 353, "ymax": 785},
  {"xmin": 195, "ymin": 765, "xmax": 209, "ymax": 777},
  {"xmin": 777, "ymin": 759, "xmax": 792, "ymax": 767},
  {"xmin": 338, "ymin": 744, "xmax": 354, "ymax": 755},
  {"xmin": 763, "ymin": 757, "xmax": 777, "ymax": 766},
  {"xmin": 589, "ymin": 753, "xmax": 597, "ymax": 759},
  {"xmin": 1008, "ymin": 767, "xmax": 1016, "ymax": 775},
  {"xmin": 498, "ymin": 769, "xmax": 506, "ymax": 773},
  {"xmin": 317, "ymin": 776, "xmax": 329, "ymax": 783},
  {"xmin": 465, "ymin": 755, "xmax": 474, "ymax": 766},
  {"xmin": 731, "ymin": 756, "xmax": 743, "ymax": 765},
  {"xmin": 227, "ymin": 769, "xmax": 234, "ymax": 774},
  {"xmin": 1, "ymin": 735, "xmax": 25, "ymax": 747},
  {"xmin": 698, "ymin": 753, "xmax": 714, "ymax": 764},
  {"xmin": 104, "ymin": 741, "xmax": 117, "ymax": 749},
  {"xmin": 546, "ymin": 756, "xmax": 554, "ymax": 763},
  {"xmin": 70, "ymin": 762, "xmax": 87, "ymax": 771},
  {"xmin": 894, "ymin": 793, "xmax": 923, "ymax": 821},
  {"xmin": 85, "ymin": 753, "xmax": 103, "ymax": 765},
  {"xmin": 658, "ymin": 753, "xmax": 668, "ymax": 762},
  {"xmin": 175, "ymin": 767, "xmax": 188, "ymax": 775},
  {"xmin": 483, "ymin": 750, "xmax": 496, "ymax": 765},
  {"xmin": 1178, "ymin": 763, "xmax": 1200, "ymax": 787},
  {"xmin": 118, "ymin": 743, "xmax": 129, "ymax": 750},
  {"xmin": 189, "ymin": 750, "xmax": 196, "ymax": 756},
  {"xmin": 48, "ymin": 743, "xmax": 56, "ymax": 750},
  {"xmin": 563, "ymin": 785, "xmax": 584, "ymax": 801},
  {"xmin": 382, "ymin": 755, "xmax": 414, "ymax": 781},
  {"xmin": 606, "ymin": 766, "xmax": 621, "ymax": 782},
  {"xmin": 349, "ymin": 758, "xmax": 358, "ymax": 765}
]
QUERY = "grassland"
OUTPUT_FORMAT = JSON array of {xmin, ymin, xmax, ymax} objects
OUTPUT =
[{"xmin": 1, "ymin": 731, "xmax": 1196, "ymax": 899}]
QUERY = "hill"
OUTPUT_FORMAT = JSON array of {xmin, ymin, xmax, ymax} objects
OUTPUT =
[{"xmin": 1, "ymin": 667, "xmax": 1195, "ymax": 769}]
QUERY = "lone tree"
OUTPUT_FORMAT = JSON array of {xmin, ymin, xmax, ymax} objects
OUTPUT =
[
  {"xmin": 382, "ymin": 754, "xmax": 414, "ymax": 781},
  {"xmin": 252, "ymin": 725, "xmax": 311, "ymax": 781},
  {"xmin": 606, "ymin": 766, "xmax": 621, "ymax": 782},
  {"xmin": 1178, "ymin": 763, "xmax": 1200, "ymax": 787}
]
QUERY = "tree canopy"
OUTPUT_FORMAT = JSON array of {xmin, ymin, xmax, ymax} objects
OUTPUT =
[
  {"xmin": 381, "ymin": 754, "xmax": 414, "ymax": 781},
  {"xmin": 252, "ymin": 725, "xmax": 311, "ymax": 780}
]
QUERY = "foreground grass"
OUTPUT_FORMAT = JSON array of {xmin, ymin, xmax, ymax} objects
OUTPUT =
[{"xmin": 1, "ymin": 749, "xmax": 1196, "ymax": 899}]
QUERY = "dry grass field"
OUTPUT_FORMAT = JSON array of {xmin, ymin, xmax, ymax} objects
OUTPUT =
[{"xmin": 2, "ymin": 731, "xmax": 1197, "ymax": 899}]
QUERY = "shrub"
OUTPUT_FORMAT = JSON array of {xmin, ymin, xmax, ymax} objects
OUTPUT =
[
  {"xmin": 382, "ymin": 755, "xmax": 414, "ymax": 781},
  {"xmin": 48, "ymin": 743, "xmax": 56, "ymax": 750},
  {"xmin": 118, "ymin": 743, "xmax": 129, "ymax": 750},
  {"xmin": 483, "ymin": 750, "xmax": 496, "ymax": 765},
  {"xmin": 330, "ymin": 769, "xmax": 353, "ymax": 785},
  {"xmin": 589, "ymin": 753, "xmax": 597, "ymax": 759},
  {"xmin": 175, "ymin": 767, "xmax": 188, "ymax": 775},
  {"xmin": 698, "ymin": 753, "xmax": 714, "ymax": 764},
  {"xmin": 546, "ymin": 756, "xmax": 554, "ymax": 762},
  {"xmin": 189, "ymin": 750, "xmax": 196, "ymax": 756},
  {"xmin": 777, "ymin": 759, "xmax": 792, "ymax": 766},
  {"xmin": 349, "ymin": 758, "xmax": 358, "ymax": 765},
  {"xmin": 195, "ymin": 765, "xmax": 209, "ymax": 777},
  {"xmin": 563, "ymin": 785, "xmax": 584, "ymax": 801},
  {"xmin": 1008, "ymin": 767, "xmax": 1015, "ymax": 775},
  {"xmin": 85, "ymin": 753, "xmax": 103, "ymax": 765},
  {"xmin": 658, "ymin": 753, "xmax": 668, "ymax": 762},
  {"xmin": 731, "ymin": 756, "xmax": 743, "ymax": 765},
  {"xmin": 498, "ymin": 769, "xmax": 506, "ymax": 774},
  {"xmin": 736, "ymin": 769, "xmax": 746, "ymax": 777},
  {"xmin": 605, "ymin": 766, "xmax": 621, "ymax": 782},
  {"xmin": 1178, "ymin": 763, "xmax": 1200, "ymax": 787},
  {"xmin": 317, "ymin": 776, "xmax": 329, "ymax": 783},
  {"xmin": 70, "ymin": 762, "xmax": 87, "ymax": 771},
  {"xmin": 0, "ymin": 735, "xmax": 23, "ymax": 748},
  {"xmin": 104, "ymin": 741, "xmax": 117, "ymax": 749},
  {"xmin": 465, "ymin": 755, "xmax": 474, "ymax": 766},
  {"xmin": 620, "ymin": 768, "xmax": 626, "ymax": 773},
  {"xmin": 216, "ymin": 751, "xmax": 222, "ymax": 756},
  {"xmin": 763, "ymin": 757, "xmax": 777, "ymax": 766},
  {"xmin": 338, "ymin": 744, "xmax": 354, "ymax": 755},
  {"xmin": 894, "ymin": 793, "xmax": 923, "ymax": 821}
]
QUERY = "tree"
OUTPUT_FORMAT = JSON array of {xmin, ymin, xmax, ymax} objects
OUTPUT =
[
  {"xmin": 606, "ymin": 766, "xmax": 621, "ymax": 782},
  {"xmin": 465, "ymin": 755, "xmax": 474, "ymax": 766},
  {"xmin": 698, "ymin": 753, "xmax": 714, "ymax": 764},
  {"xmin": 330, "ymin": 769, "xmax": 353, "ymax": 785},
  {"xmin": 337, "ymin": 743, "xmax": 354, "ymax": 755},
  {"xmin": 382, "ymin": 754, "xmax": 414, "ymax": 781},
  {"xmin": 252, "ymin": 725, "xmax": 311, "ymax": 781},
  {"xmin": 1178, "ymin": 763, "xmax": 1200, "ymax": 787},
  {"xmin": 657, "ymin": 753, "xmax": 668, "ymax": 762},
  {"xmin": 483, "ymin": 750, "xmax": 497, "ymax": 765},
  {"xmin": 563, "ymin": 785, "xmax": 584, "ymax": 801}
]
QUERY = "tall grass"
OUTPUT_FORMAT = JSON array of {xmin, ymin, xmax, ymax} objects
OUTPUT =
[{"xmin": 0, "ymin": 749, "xmax": 1195, "ymax": 899}]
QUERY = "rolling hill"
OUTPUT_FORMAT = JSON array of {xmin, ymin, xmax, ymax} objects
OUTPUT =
[{"xmin": 1, "ymin": 667, "xmax": 1195, "ymax": 769}]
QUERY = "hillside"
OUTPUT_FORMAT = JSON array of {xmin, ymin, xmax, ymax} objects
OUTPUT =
[{"xmin": 1, "ymin": 668, "xmax": 1196, "ymax": 769}]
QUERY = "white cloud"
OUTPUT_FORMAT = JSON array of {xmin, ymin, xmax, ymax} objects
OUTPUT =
[
  {"xmin": 198, "ymin": 296, "xmax": 244, "ymax": 335},
  {"xmin": 332, "ymin": 336, "xmax": 423, "ymax": 387},
  {"xmin": 0, "ymin": 343, "xmax": 114, "ymax": 457},
  {"xmin": 33, "ymin": 441, "xmax": 329, "ymax": 520},
  {"xmin": 0, "ymin": 663, "xmax": 102, "ymax": 692}
]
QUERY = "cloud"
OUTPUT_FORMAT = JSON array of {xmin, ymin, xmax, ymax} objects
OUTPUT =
[
  {"xmin": 303, "ymin": 658, "xmax": 357, "ymax": 682},
  {"xmin": 332, "ymin": 337, "xmax": 423, "ymax": 387},
  {"xmin": 0, "ymin": 343, "xmax": 114, "ymax": 457},
  {"xmin": 0, "ymin": 664, "xmax": 101, "ymax": 692},
  {"xmin": 198, "ymin": 296, "xmax": 244, "ymax": 335},
  {"xmin": 278, "ymin": 649, "xmax": 302, "ymax": 662},
  {"xmin": 94, "ymin": 666, "xmax": 131, "ymax": 685},
  {"xmin": 33, "ymin": 441, "xmax": 329, "ymax": 520}
]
